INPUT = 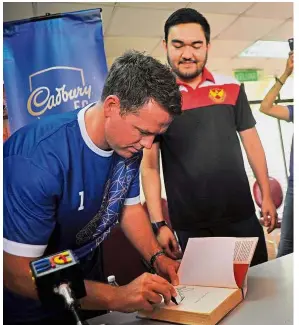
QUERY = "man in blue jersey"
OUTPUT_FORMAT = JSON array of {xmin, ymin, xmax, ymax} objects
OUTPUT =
[
  {"xmin": 260, "ymin": 51, "xmax": 294, "ymax": 257},
  {"xmin": 4, "ymin": 51, "xmax": 182, "ymax": 325}
]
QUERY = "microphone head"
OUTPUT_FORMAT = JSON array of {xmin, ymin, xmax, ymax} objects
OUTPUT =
[{"xmin": 30, "ymin": 250, "xmax": 86, "ymax": 305}]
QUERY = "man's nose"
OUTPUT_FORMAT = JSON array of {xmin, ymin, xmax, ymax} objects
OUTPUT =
[
  {"xmin": 140, "ymin": 135, "xmax": 155, "ymax": 149},
  {"xmin": 182, "ymin": 46, "xmax": 193, "ymax": 60}
]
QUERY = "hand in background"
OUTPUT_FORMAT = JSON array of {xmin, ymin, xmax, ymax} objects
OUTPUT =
[
  {"xmin": 157, "ymin": 226, "xmax": 182, "ymax": 259},
  {"xmin": 284, "ymin": 51, "xmax": 294, "ymax": 77},
  {"xmin": 153, "ymin": 253, "xmax": 180, "ymax": 286},
  {"xmin": 261, "ymin": 197, "xmax": 278, "ymax": 234}
]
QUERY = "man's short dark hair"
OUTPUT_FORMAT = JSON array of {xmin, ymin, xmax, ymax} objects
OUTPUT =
[
  {"xmin": 101, "ymin": 51, "xmax": 182, "ymax": 116},
  {"xmin": 164, "ymin": 8, "xmax": 211, "ymax": 44}
]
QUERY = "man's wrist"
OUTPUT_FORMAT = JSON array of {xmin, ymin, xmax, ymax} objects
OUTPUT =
[
  {"xmin": 151, "ymin": 220, "xmax": 168, "ymax": 235},
  {"xmin": 257, "ymin": 181, "xmax": 271, "ymax": 199},
  {"xmin": 279, "ymin": 73, "xmax": 290, "ymax": 83},
  {"xmin": 261, "ymin": 185, "xmax": 271, "ymax": 199},
  {"xmin": 261, "ymin": 192, "xmax": 271, "ymax": 201},
  {"xmin": 149, "ymin": 250, "xmax": 165, "ymax": 269},
  {"xmin": 276, "ymin": 77, "xmax": 284, "ymax": 86},
  {"xmin": 153, "ymin": 252, "xmax": 168, "ymax": 270},
  {"xmin": 108, "ymin": 286, "xmax": 122, "ymax": 311}
]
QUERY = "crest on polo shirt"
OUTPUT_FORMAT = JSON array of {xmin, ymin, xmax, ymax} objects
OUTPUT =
[{"xmin": 208, "ymin": 88, "xmax": 226, "ymax": 103}]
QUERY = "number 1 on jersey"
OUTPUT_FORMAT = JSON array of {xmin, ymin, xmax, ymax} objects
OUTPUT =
[{"xmin": 78, "ymin": 191, "xmax": 84, "ymax": 211}]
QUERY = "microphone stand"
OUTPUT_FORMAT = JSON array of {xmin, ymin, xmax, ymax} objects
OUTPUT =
[{"xmin": 54, "ymin": 283, "xmax": 84, "ymax": 325}]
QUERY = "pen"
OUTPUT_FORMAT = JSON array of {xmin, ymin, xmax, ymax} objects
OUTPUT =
[{"xmin": 171, "ymin": 296, "xmax": 178, "ymax": 305}]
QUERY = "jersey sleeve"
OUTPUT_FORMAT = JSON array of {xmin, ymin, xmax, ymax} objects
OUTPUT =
[
  {"xmin": 4, "ymin": 156, "xmax": 62, "ymax": 258},
  {"xmin": 234, "ymin": 83, "xmax": 256, "ymax": 132},
  {"xmin": 124, "ymin": 168, "xmax": 140, "ymax": 206}
]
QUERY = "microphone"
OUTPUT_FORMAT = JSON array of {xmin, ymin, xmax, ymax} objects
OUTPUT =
[{"xmin": 30, "ymin": 250, "xmax": 86, "ymax": 325}]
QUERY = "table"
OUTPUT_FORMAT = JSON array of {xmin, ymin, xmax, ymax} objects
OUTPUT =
[{"xmin": 88, "ymin": 254, "xmax": 293, "ymax": 325}]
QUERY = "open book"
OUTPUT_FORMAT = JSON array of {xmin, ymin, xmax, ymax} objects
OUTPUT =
[{"xmin": 138, "ymin": 237, "xmax": 258, "ymax": 325}]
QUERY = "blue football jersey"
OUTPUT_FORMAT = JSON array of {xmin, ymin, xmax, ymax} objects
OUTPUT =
[{"xmin": 4, "ymin": 103, "xmax": 141, "ymax": 321}]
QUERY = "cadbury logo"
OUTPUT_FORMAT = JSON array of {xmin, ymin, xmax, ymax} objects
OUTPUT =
[{"xmin": 27, "ymin": 66, "xmax": 92, "ymax": 117}]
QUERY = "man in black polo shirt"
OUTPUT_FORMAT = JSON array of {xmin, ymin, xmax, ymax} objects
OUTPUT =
[{"xmin": 141, "ymin": 8, "xmax": 277, "ymax": 266}]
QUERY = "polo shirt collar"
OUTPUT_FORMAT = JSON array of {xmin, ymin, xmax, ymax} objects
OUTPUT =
[{"xmin": 176, "ymin": 67, "xmax": 215, "ymax": 89}]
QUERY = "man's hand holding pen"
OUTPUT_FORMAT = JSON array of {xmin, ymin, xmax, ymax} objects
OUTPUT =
[
  {"xmin": 107, "ymin": 252, "xmax": 180, "ymax": 313},
  {"xmin": 109, "ymin": 272, "xmax": 178, "ymax": 313}
]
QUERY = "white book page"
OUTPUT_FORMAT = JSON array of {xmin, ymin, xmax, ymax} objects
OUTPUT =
[
  {"xmin": 161, "ymin": 285, "xmax": 239, "ymax": 314},
  {"xmin": 178, "ymin": 237, "xmax": 238, "ymax": 288},
  {"xmin": 234, "ymin": 237, "xmax": 259, "ymax": 264}
]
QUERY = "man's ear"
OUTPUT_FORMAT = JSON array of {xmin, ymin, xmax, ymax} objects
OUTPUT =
[
  {"xmin": 207, "ymin": 41, "xmax": 211, "ymax": 52},
  {"xmin": 162, "ymin": 39, "xmax": 167, "ymax": 54},
  {"xmin": 103, "ymin": 95, "xmax": 121, "ymax": 118}
]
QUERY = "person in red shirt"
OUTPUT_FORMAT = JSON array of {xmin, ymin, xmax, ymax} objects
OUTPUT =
[{"xmin": 142, "ymin": 8, "xmax": 277, "ymax": 266}]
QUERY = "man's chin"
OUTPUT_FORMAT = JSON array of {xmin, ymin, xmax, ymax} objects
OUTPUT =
[
  {"xmin": 178, "ymin": 69, "xmax": 202, "ymax": 80},
  {"xmin": 115, "ymin": 148, "xmax": 134, "ymax": 159}
]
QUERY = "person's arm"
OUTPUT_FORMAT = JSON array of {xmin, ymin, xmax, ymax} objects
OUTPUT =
[
  {"xmin": 120, "ymin": 203, "xmax": 162, "ymax": 262},
  {"xmin": 260, "ymin": 51, "xmax": 293, "ymax": 121},
  {"xmin": 141, "ymin": 142, "xmax": 164, "ymax": 222},
  {"xmin": 120, "ymin": 166, "xmax": 179, "ymax": 284},
  {"xmin": 234, "ymin": 83, "xmax": 277, "ymax": 233},
  {"xmin": 120, "ymin": 203, "xmax": 179, "ymax": 285},
  {"xmin": 141, "ymin": 143, "xmax": 181, "ymax": 259},
  {"xmin": 3, "ymin": 252, "xmax": 115, "ymax": 308},
  {"xmin": 4, "ymin": 156, "xmax": 59, "ymax": 299},
  {"xmin": 3, "ymin": 156, "xmax": 176, "ymax": 312},
  {"xmin": 239, "ymin": 127, "xmax": 277, "ymax": 233},
  {"xmin": 3, "ymin": 252, "xmax": 175, "ymax": 312}
]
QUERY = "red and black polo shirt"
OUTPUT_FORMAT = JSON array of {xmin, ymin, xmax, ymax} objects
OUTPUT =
[{"xmin": 157, "ymin": 68, "xmax": 256, "ymax": 230}]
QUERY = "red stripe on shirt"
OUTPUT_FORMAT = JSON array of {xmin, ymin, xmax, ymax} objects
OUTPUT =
[{"xmin": 181, "ymin": 83, "xmax": 240, "ymax": 111}]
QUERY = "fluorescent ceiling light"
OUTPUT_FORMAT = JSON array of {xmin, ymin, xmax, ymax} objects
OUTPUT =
[{"xmin": 239, "ymin": 40, "xmax": 290, "ymax": 58}]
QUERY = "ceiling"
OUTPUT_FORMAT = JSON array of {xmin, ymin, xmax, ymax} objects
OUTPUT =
[{"xmin": 3, "ymin": 2, "xmax": 294, "ymax": 78}]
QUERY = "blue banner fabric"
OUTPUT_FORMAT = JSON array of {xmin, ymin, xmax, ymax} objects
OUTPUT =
[{"xmin": 3, "ymin": 8, "xmax": 108, "ymax": 133}]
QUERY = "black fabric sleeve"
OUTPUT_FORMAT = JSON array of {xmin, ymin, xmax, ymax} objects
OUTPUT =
[
  {"xmin": 154, "ymin": 135, "xmax": 162, "ymax": 143},
  {"xmin": 234, "ymin": 83, "xmax": 256, "ymax": 132}
]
